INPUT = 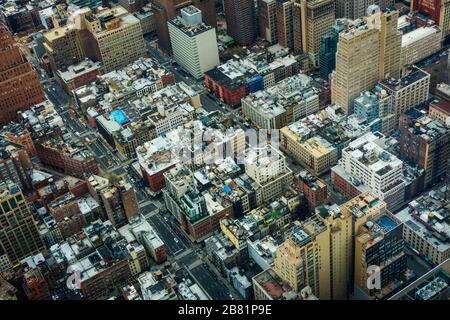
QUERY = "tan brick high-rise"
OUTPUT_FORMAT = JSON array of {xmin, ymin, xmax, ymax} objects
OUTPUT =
[
  {"xmin": 292, "ymin": 0, "xmax": 335, "ymax": 65},
  {"xmin": 0, "ymin": 25, "xmax": 44, "ymax": 124}
]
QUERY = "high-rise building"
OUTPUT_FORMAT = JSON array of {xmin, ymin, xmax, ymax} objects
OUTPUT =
[
  {"xmin": 0, "ymin": 183, "xmax": 45, "ymax": 267},
  {"xmin": 366, "ymin": 7, "xmax": 402, "ymax": 80},
  {"xmin": 341, "ymin": 193, "xmax": 407, "ymax": 299},
  {"xmin": 318, "ymin": 19, "xmax": 352, "ymax": 80},
  {"xmin": 0, "ymin": 24, "xmax": 45, "ymax": 124},
  {"xmin": 331, "ymin": 8, "xmax": 402, "ymax": 113},
  {"xmin": 168, "ymin": 6, "xmax": 219, "ymax": 79},
  {"xmin": 276, "ymin": 0, "xmax": 294, "ymax": 49},
  {"xmin": 292, "ymin": 0, "xmax": 336, "ymax": 65},
  {"xmin": 399, "ymin": 110, "xmax": 450, "ymax": 188},
  {"xmin": 258, "ymin": 0, "xmax": 278, "ymax": 44},
  {"xmin": 412, "ymin": 0, "xmax": 445, "ymax": 24},
  {"xmin": 43, "ymin": 26, "xmax": 84, "ymax": 71},
  {"xmin": 224, "ymin": 0, "xmax": 257, "ymax": 46},
  {"xmin": 152, "ymin": 0, "xmax": 217, "ymax": 53},
  {"xmin": 354, "ymin": 87, "xmax": 396, "ymax": 135},
  {"xmin": 400, "ymin": 25, "xmax": 442, "ymax": 67},
  {"xmin": 84, "ymin": 6, "xmax": 147, "ymax": 73},
  {"xmin": 0, "ymin": 139, "xmax": 33, "ymax": 192},
  {"xmin": 44, "ymin": 6, "xmax": 147, "ymax": 73},
  {"xmin": 331, "ymin": 21, "xmax": 380, "ymax": 114},
  {"xmin": 23, "ymin": 267, "xmax": 52, "ymax": 300},
  {"xmin": 273, "ymin": 203, "xmax": 354, "ymax": 300}
]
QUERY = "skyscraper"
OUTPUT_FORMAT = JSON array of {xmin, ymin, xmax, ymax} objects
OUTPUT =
[
  {"xmin": 318, "ymin": 19, "xmax": 349, "ymax": 79},
  {"xmin": 224, "ymin": 0, "xmax": 257, "ymax": 46},
  {"xmin": 331, "ymin": 21, "xmax": 380, "ymax": 114},
  {"xmin": 331, "ymin": 8, "xmax": 402, "ymax": 113},
  {"xmin": 276, "ymin": 0, "xmax": 294, "ymax": 49},
  {"xmin": 0, "ymin": 24, "xmax": 45, "ymax": 124},
  {"xmin": 153, "ymin": 0, "xmax": 217, "ymax": 53},
  {"xmin": 340, "ymin": 193, "xmax": 407, "ymax": 299},
  {"xmin": 0, "ymin": 183, "xmax": 45, "ymax": 267},
  {"xmin": 44, "ymin": 6, "xmax": 147, "ymax": 73},
  {"xmin": 366, "ymin": 7, "xmax": 402, "ymax": 80},
  {"xmin": 168, "ymin": 6, "xmax": 219, "ymax": 79},
  {"xmin": 292, "ymin": 0, "xmax": 336, "ymax": 65},
  {"xmin": 273, "ymin": 203, "xmax": 353, "ymax": 300},
  {"xmin": 258, "ymin": 0, "xmax": 278, "ymax": 44}
]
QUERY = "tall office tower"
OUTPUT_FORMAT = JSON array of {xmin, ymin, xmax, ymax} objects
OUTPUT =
[
  {"xmin": 258, "ymin": 0, "xmax": 278, "ymax": 44},
  {"xmin": 340, "ymin": 193, "xmax": 406, "ymax": 299},
  {"xmin": 153, "ymin": 0, "xmax": 217, "ymax": 53},
  {"xmin": 399, "ymin": 111, "xmax": 450, "ymax": 188},
  {"xmin": 0, "ymin": 183, "xmax": 45, "ymax": 267},
  {"xmin": 276, "ymin": 0, "xmax": 294, "ymax": 49},
  {"xmin": 366, "ymin": 8, "xmax": 402, "ymax": 80},
  {"xmin": 224, "ymin": 0, "xmax": 257, "ymax": 46},
  {"xmin": 292, "ymin": 0, "xmax": 336, "ymax": 65},
  {"xmin": 336, "ymin": 0, "xmax": 395, "ymax": 20},
  {"xmin": 118, "ymin": 0, "xmax": 145, "ymax": 12},
  {"xmin": 273, "ymin": 205, "xmax": 353, "ymax": 300},
  {"xmin": 85, "ymin": 6, "xmax": 147, "ymax": 73},
  {"xmin": 0, "ymin": 25, "xmax": 45, "ymax": 124},
  {"xmin": 318, "ymin": 19, "xmax": 349, "ymax": 79},
  {"xmin": 315, "ymin": 204, "xmax": 353, "ymax": 300},
  {"xmin": 44, "ymin": 6, "xmax": 147, "ymax": 73},
  {"xmin": 331, "ymin": 23, "xmax": 380, "ymax": 114},
  {"xmin": 168, "ymin": 6, "xmax": 219, "ymax": 79}
]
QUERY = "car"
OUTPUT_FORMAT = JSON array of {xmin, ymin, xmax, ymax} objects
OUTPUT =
[{"xmin": 174, "ymin": 238, "xmax": 179, "ymax": 243}]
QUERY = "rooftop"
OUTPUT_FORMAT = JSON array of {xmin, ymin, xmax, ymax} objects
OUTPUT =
[
  {"xmin": 396, "ymin": 186, "xmax": 450, "ymax": 253},
  {"xmin": 380, "ymin": 66, "xmax": 430, "ymax": 92},
  {"xmin": 243, "ymin": 74, "xmax": 318, "ymax": 120},
  {"xmin": 342, "ymin": 192, "xmax": 386, "ymax": 219},
  {"xmin": 402, "ymin": 109, "xmax": 449, "ymax": 142},
  {"xmin": 401, "ymin": 25, "xmax": 441, "ymax": 48}
]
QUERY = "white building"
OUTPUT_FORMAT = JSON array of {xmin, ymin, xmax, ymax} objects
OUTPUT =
[
  {"xmin": 334, "ymin": 131, "xmax": 405, "ymax": 211},
  {"xmin": 168, "ymin": 6, "xmax": 219, "ymax": 79}
]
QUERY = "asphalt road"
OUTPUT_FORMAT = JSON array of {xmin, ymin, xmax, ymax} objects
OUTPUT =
[
  {"xmin": 189, "ymin": 264, "xmax": 232, "ymax": 300},
  {"xmin": 147, "ymin": 214, "xmax": 187, "ymax": 255}
]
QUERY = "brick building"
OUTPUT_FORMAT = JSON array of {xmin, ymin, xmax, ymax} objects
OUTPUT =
[{"xmin": 0, "ymin": 24, "xmax": 45, "ymax": 124}]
